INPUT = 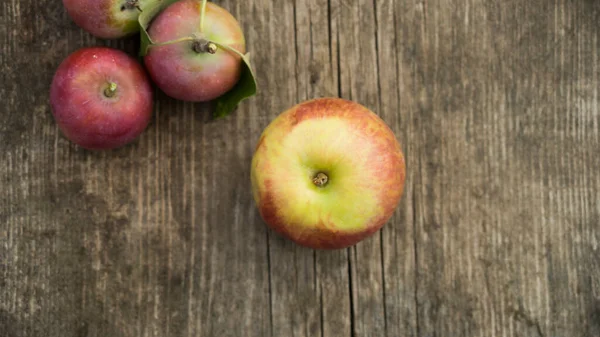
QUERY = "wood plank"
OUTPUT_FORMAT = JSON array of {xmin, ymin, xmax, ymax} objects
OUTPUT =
[
  {"xmin": 255, "ymin": 1, "xmax": 322, "ymax": 337},
  {"xmin": 301, "ymin": 1, "xmax": 355, "ymax": 336},
  {"xmin": 305, "ymin": 2, "xmax": 355, "ymax": 336},
  {"xmin": 257, "ymin": 1, "xmax": 355, "ymax": 336},
  {"xmin": 377, "ymin": 0, "xmax": 419, "ymax": 336},
  {"xmin": 336, "ymin": 0, "xmax": 389, "ymax": 336}
]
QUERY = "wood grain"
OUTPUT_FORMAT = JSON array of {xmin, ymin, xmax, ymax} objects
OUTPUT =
[
  {"xmin": 1, "ymin": 0, "xmax": 600, "ymax": 336},
  {"xmin": 407, "ymin": 1, "xmax": 600, "ymax": 336}
]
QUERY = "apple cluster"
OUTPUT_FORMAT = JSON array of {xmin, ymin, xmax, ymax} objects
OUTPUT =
[
  {"xmin": 51, "ymin": 0, "xmax": 247, "ymax": 150},
  {"xmin": 50, "ymin": 0, "xmax": 407, "ymax": 249}
]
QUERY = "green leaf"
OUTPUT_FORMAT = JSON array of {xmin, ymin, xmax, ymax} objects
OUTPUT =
[
  {"xmin": 138, "ymin": 0, "xmax": 180, "ymax": 56},
  {"xmin": 213, "ymin": 49, "xmax": 258, "ymax": 119}
]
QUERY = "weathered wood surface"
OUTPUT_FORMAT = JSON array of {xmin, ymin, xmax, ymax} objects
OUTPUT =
[{"xmin": 1, "ymin": 0, "xmax": 600, "ymax": 336}]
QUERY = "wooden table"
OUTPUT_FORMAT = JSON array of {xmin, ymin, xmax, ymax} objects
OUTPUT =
[{"xmin": 2, "ymin": 0, "xmax": 599, "ymax": 336}]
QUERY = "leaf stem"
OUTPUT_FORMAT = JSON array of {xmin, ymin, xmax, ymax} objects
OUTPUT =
[
  {"xmin": 199, "ymin": 0, "xmax": 208, "ymax": 33},
  {"xmin": 213, "ymin": 42, "xmax": 245, "ymax": 59},
  {"xmin": 149, "ymin": 36, "xmax": 195, "ymax": 48}
]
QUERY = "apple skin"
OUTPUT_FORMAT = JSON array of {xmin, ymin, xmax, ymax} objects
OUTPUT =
[
  {"xmin": 251, "ymin": 98, "xmax": 406, "ymax": 250},
  {"xmin": 49, "ymin": 47, "xmax": 153, "ymax": 150},
  {"xmin": 143, "ymin": 0, "xmax": 246, "ymax": 102},
  {"xmin": 62, "ymin": 0, "xmax": 156, "ymax": 39}
]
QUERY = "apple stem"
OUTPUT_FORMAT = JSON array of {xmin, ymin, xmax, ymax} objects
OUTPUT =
[
  {"xmin": 150, "ymin": 36, "xmax": 195, "ymax": 49},
  {"xmin": 192, "ymin": 39, "xmax": 217, "ymax": 54},
  {"xmin": 104, "ymin": 82, "xmax": 118, "ymax": 98},
  {"xmin": 312, "ymin": 172, "xmax": 329, "ymax": 187},
  {"xmin": 212, "ymin": 42, "xmax": 246, "ymax": 59}
]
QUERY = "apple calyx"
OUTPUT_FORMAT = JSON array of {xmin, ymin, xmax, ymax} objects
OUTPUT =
[
  {"xmin": 312, "ymin": 172, "xmax": 329, "ymax": 187},
  {"xmin": 122, "ymin": 0, "xmax": 142, "ymax": 12},
  {"xmin": 192, "ymin": 38, "xmax": 217, "ymax": 54},
  {"xmin": 103, "ymin": 82, "xmax": 118, "ymax": 98}
]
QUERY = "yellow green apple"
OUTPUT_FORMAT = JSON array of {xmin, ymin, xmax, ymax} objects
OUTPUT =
[{"xmin": 251, "ymin": 98, "xmax": 406, "ymax": 249}]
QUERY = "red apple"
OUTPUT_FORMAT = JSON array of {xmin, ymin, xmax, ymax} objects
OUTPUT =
[
  {"xmin": 251, "ymin": 98, "xmax": 406, "ymax": 250},
  {"xmin": 143, "ymin": 0, "xmax": 246, "ymax": 102},
  {"xmin": 62, "ymin": 0, "xmax": 157, "ymax": 39},
  {"xmin": 49, "ymin": 47, "xmax": 153, "ymax": 150}
]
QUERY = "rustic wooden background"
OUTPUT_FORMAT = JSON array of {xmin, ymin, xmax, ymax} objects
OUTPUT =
[{"xmin": 2, "ymin": 0, "xmax": 600, "ymax": 336}]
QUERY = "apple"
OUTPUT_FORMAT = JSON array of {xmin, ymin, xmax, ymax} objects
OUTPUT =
[
  {"xmin": 143, "ymin": 0, "xmax": 246, "ymax": 102},
  {"xmin": 62, "ymin": 0, "xmax": 156, "ymax": 39},
  {"xmin": 49, "ymin": 47, "xmax": 153, "ymax": 150},
  {"xmin": 250, "ymin": 98, "xmax": 406, "ymax": 249}
]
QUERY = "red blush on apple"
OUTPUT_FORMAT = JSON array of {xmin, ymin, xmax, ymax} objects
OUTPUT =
[{"xmin": 50, "ymin": 47, "xmax": 153, "ymax": 150}]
